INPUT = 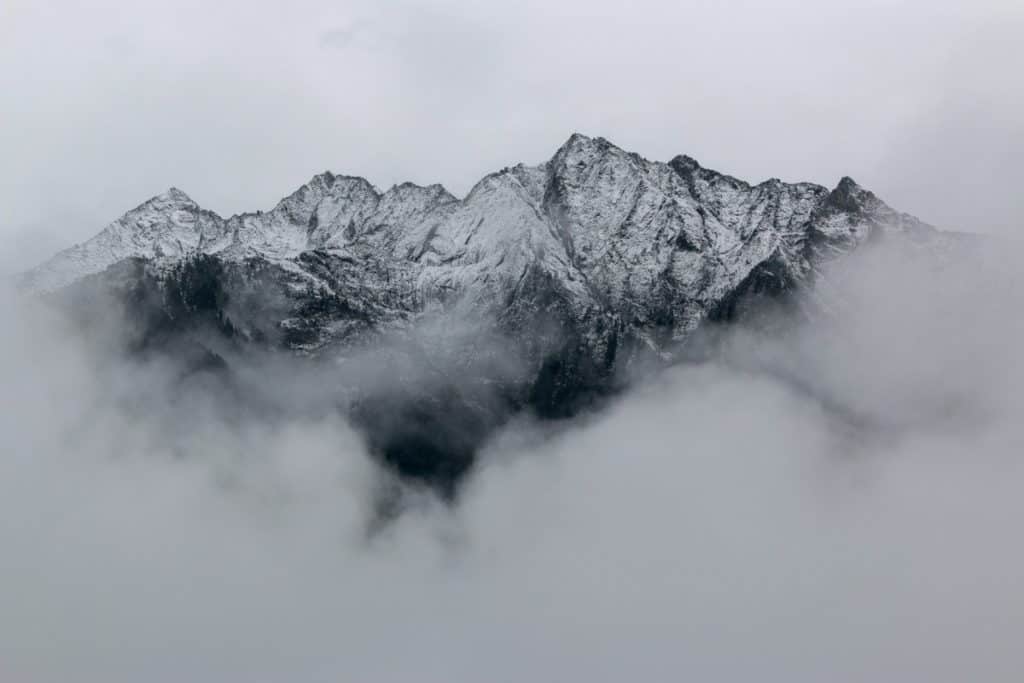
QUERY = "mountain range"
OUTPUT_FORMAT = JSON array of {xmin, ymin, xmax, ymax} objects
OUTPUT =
[{"xmin": 22, "ymin": 134, "xmax": 961, "ymax": 494}]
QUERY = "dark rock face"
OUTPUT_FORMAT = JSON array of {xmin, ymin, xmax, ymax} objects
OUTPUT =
[{"xmin": 25, "ymin": 134, "xmax": 958, "ymax": 493}]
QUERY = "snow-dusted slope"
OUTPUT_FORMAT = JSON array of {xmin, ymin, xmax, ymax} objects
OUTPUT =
[
  {"xmin": 23, "ymin": 188, "xmax": 224, "ymax": 292},
  {"xmin": 23, "ymin": 133, "xmax": 964, "ymax": 490},
  {"xmin": 25, "ymin": 133, "xmax": 946, "ymax": 353}
]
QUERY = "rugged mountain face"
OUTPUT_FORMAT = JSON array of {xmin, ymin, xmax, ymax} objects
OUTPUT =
[{"xmin": 23, "ymin": 134, "xmax": 956, "ymax": 493}]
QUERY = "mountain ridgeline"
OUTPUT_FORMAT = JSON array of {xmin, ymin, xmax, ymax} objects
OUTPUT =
[{"xmin": 24, "ymin": 134, "xmax": 955, "ymax": 495}]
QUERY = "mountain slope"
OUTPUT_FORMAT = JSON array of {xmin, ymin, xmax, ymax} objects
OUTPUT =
[{"xmin": 22, "ymin": 134, "xmax": 957, "ymax": 492}]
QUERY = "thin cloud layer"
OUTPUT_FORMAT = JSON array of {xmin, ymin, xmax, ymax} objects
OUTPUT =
[{"xmin": 1, "ymin": 238, "xmax": 1023, "ymax": 681}]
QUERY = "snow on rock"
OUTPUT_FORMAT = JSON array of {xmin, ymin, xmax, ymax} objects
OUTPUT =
[
  {"xmin": 22, "ymin": 188, "xmax": 225, "ymax": 292},
  {"xmin": 23, "ymin": 134, "xmax": 949, "ymax": 353}
]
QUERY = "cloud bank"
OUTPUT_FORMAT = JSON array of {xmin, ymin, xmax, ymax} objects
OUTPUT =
[{"xmin": 1, "ymin": 237, "xmax": 1023, "ymax": 681}]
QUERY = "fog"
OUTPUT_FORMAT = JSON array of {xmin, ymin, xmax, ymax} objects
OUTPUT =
[
  {"xmin": 5, "ymin": 1, "xmax": 1022, "ymax": 677},
  {"xmin": 1, "ymin": 235, "xmax": 1022, "ymax": 681}
]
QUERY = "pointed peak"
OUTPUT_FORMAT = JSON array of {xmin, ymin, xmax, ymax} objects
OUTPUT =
[
  {"xmin": 427, "ymin": 183, "xmax": 455, "ymax": 199},
  {"xmin": 557, "ymin": 132, "xmax": 623, "ymax": 153},
  {"xmin": 830, "ymin": 176, "xmax": 873, "ymax": 203},
  {"xmin": 276, "ymin": 173, "xmax": 379, "ymax": 210},
  {"xmin": 551, "ymin": 133, "xmax": 631, "ymax": 171},
  {"xmin": 311, "ymin": 170, "xmax": 336, "ymax": 185},
  {"xmin": 133, "ymin": 187, "xmax": 197, "ymax": 212},
  {"xmin": 822, "ymin": 175, "xmax": 878, "ymax": 215},
  {"xmin": 161, "ymin": 187, "xmax": 195, "ymax": 203},
  {"xmin": 669, "ymin": 154, "xmax": 702, "ymax": 174},
  {"xmin": 563, "ymin": 131, "xmax": 594, "ymax": 146},
  {"xmin": 836, "ymin": 176, "xmax": 862, "ymax": 193}
]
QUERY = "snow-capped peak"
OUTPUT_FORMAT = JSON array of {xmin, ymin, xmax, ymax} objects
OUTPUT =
[
  {"xmin": 159, "ymin": 186, "xmax": 197, "ymax": 205},
  {"xmin": 23, "ymin": 136, "xmax": 940, "ymax": 307}
]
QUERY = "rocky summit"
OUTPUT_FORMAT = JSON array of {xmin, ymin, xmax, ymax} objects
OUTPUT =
[{"xmin": 22, "ymin": 134, "xmax": 959, "ymax": 494}]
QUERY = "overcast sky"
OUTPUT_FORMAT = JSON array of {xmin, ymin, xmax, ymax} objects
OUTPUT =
[
  {"xmin": 4, "ymin": 5, "xmax": 1024, "ymax": 679},
  {"xmin": 2, "ymin": 0, "xmax": 1022, "ymax": 269}
]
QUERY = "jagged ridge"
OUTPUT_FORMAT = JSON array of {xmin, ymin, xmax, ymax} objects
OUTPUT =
[{"xmin": 22, "ymin": 134, "xmax": 956, "ymax": 493}]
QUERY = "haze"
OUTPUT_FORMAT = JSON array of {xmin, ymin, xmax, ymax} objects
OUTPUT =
[
  {"xmin": 2, "ymin": 0, "xmax": 1023, "ymax": 275},
  {"xmin": 2, "ymin": 1, "xmax": 1024, "ymax": 681},
  {"xmin": 1, "ymin": 235, "xmax": 1023, "ymax": 681}
]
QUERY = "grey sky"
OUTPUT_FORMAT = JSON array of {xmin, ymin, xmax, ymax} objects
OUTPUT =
[
  {"xmin": 2, "ymin": 0, "xmax": 1022, "ymax": 271},
  {"xmin": 3, "ymin": 5, "xmax": 1024, "ymax": 678}
]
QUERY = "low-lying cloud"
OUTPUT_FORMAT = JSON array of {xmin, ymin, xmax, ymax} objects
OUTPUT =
[{"xmin": 2, "ymin": 238, "xmax": 1023, "ymax": 682}]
